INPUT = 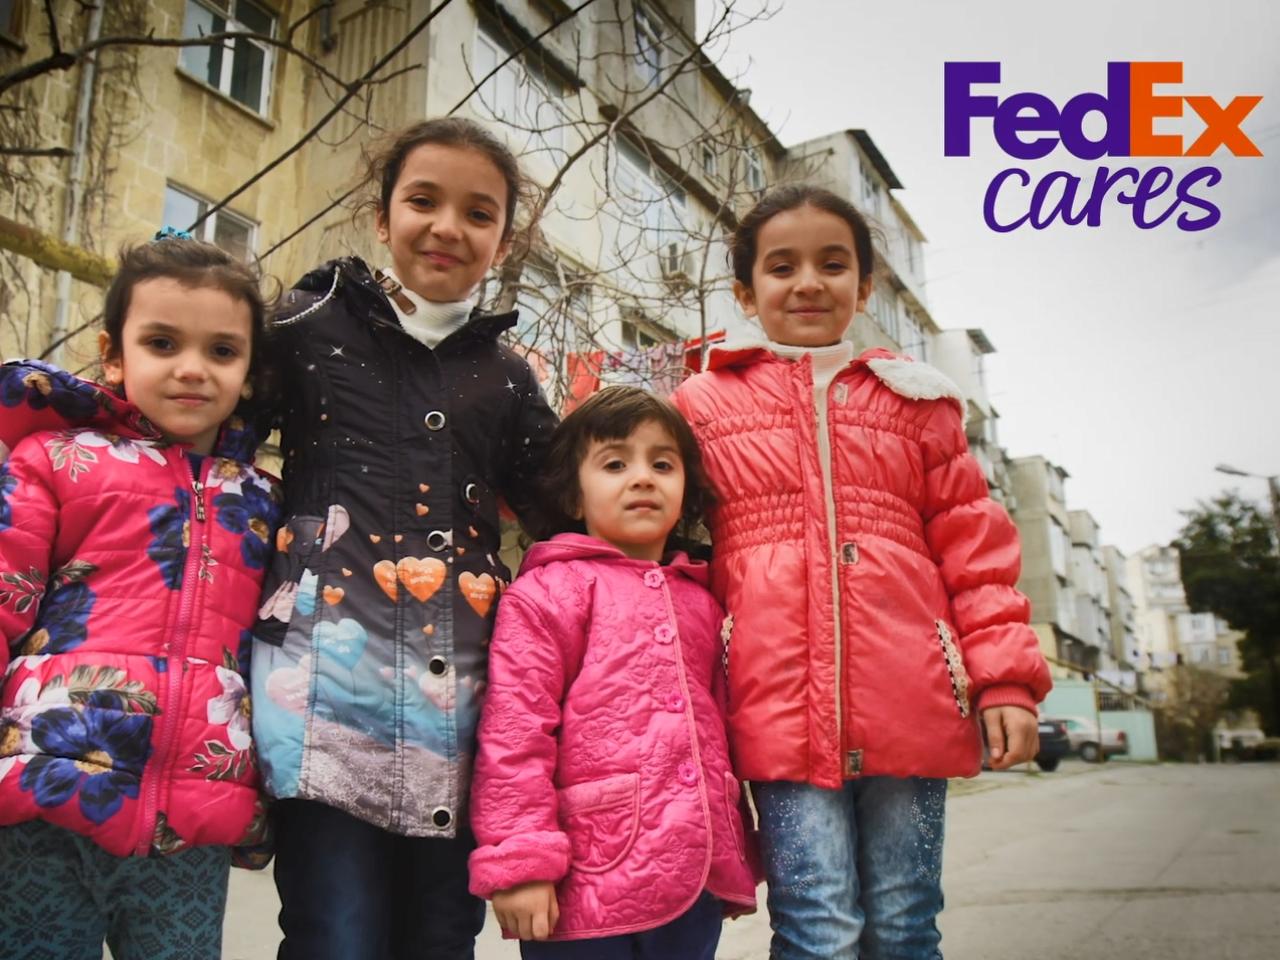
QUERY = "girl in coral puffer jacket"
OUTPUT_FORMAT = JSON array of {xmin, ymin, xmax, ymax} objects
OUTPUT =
[
  {"xmin": 0, "ymin": 236, "xmax": 280, "ymax": 960},
  {"xmin": 469, "ymin": 387, "xmax": 756, "ymax": 959},
  {"xmin": 671, "ymin": 186, "xmax": 1052, "ymax": 960}
]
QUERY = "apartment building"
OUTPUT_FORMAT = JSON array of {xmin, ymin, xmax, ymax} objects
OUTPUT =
[
  {"xmin": 1100, "ymin": 544, "xmax": 1140, "ymax": 680},
  {"xmin": 1, "ymin": 0, "xmax": 782, "ymax": 388},
  {"xmin": 1068, "ymin": 509, "xmax": 1111, "ymax": 672},
  {"xmin": 1008, "ymin": 455, "xmax": 1076, "ymax": 673}
]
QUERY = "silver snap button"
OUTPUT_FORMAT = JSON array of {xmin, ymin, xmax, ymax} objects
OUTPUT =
[
  {"xmin": 424, "ymin": 410, "xmax": 446, "ymax": 431},
  {"xmin": 431, "ymin": 806, "xmax": 452, "ymax": 828},
  {"xmin": 463, "ymin": 482, "xmax": 480, "ymax": 505},
  {"xmin": 427, "ymin": 530, "xmax": 449, "ymax": 552},
  {"xmin": 428, "ymin": 656, "xmax": 447, "ymax": 676}
]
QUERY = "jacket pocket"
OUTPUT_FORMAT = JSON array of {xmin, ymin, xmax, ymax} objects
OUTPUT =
[
  {"xmin": 935, "ymin": 620, "xmax": 971, "ymax": 719},
  {"xmin": 557, "ymin": 772, "xmax": 641, "ymax": 874},
  {"xmin": 723, "ymin": 771, "xmax": 747, "ymax": 862}
]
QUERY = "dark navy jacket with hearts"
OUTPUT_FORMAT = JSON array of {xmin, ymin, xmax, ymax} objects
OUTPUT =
[{"xmin": 251, "ymin": 257, "xmax": 557, "ymax": 837}]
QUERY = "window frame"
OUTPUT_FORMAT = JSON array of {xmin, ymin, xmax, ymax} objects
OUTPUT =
[
  {"xmin": 0, "ymin": 0, "xmax": 26, "ymax": 48},
  {"xmin": 162, "ymin": 182, "xmax": 259, "ymax": 262},
  {"xmin": 634, "ymin": 5, "xmax": 663, "ymax": 88},
  {"xmin": 178, "ymin": 0, "xmax": 277, "ymax": 117},
  {"xmin": 473, "ymin": 25, "xmax": 567, "ymax": 157}
]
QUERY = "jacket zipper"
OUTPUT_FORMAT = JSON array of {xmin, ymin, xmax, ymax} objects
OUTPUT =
[
  {"xmin": 815, "ymin": 371, "xmax": 847, "ymax": 777},
  {"xmin": 135, "ymin": 456, "xmax": 208, "ymax": 855}
]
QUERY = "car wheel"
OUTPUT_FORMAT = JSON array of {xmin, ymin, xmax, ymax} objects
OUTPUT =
[
  {"xmin": 1036, "ymin": 757, "xmax": 1060, "ymax": 772},
  {"xmin": 1080, "ymin": 742, "xmax": 1101, "ymax": 763}
]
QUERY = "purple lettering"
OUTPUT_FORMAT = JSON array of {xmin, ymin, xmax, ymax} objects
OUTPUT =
[
  {"xmin": 983, "ymin": 167, "xmax": 1033, "ymax": 232},
  {"xmin": 945, "ymin": 62, "xmax": 1001, "ymax": 156},
  {"xmin": 994, "ymin": 93, "xmax": 1060, "ymax": 160},
  {"xmin": 1175, "ymin": 167, "xmax": 1223, "ymax": 230}
]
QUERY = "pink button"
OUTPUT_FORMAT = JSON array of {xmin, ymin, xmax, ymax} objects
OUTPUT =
[
  {"xmin": 643, "ymin": 569, "xmax": 664, "ymax": 588},
  {"xmin": 654, "ymin": 624, "xmax": 676, "ymax": 644},
  {"xmin": 677, "ymin": 762, "xmax": 698, "ymax": 786},
  {"xmin": 666, "ymin": 694, "xmax": 686, "ymax": 713}
]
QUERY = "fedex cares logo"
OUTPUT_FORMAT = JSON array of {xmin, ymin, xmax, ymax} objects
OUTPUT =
[{"xmin": 944, "ymin": 62, "xmax": 1264, "ymax": 232}]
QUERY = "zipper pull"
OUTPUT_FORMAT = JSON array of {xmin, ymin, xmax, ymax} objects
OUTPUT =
[{"xmin": 192, "ymin": 480, "xmax": 206, "ymax": 522}]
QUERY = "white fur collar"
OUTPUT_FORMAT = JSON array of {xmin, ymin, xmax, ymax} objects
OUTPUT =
[{"xmin": 865, "ymin": 357, "xmax": 967, "ymax": 423}]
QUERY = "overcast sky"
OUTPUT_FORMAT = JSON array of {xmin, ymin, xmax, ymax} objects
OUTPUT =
[{"xmin": 698, "ymin": 0, "xmax": 1280, "ymax": 555}]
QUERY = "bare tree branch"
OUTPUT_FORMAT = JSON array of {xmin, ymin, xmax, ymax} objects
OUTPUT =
[
  {"xmin": 189, "ymin": 1, "xmax": 458, "ymax": 233},
  {"xmin": 0, "ymin": 146, "xmax": 72, "ymax": 158}
]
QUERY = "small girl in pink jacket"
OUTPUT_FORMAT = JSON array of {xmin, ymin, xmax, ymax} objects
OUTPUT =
[{"xmin": 469, "ymin": 386, "xmax": 756, "ymax": 958}]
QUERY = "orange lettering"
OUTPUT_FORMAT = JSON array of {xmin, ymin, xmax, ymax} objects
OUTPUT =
[{"xmin": 1130, "ymin": 62, "xmax": 1183, "ymax": 156}]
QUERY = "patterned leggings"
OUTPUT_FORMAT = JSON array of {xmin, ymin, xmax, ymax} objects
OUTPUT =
[{"xmin": 0, "ymin": 820, "xmax": 231, "ymax": 960}]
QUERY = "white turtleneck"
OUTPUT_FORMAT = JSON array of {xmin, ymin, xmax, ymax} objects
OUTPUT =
[{"xmin": 381, "ymin": 268, "xmax": 475, "ymax": 349}]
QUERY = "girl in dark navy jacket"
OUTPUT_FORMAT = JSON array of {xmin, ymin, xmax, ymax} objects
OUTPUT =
[{"xmin": 251, "ymin": 118, "xmax": 557, "ymax": 959}]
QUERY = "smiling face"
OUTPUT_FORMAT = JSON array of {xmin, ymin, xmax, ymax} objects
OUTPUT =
[
  {"xmin": 576, "ymin": 419, "xmax": 686, "ymax": 563},
  {"xmin": 374, "ymin": 143, "xmax": 511, "ymax": 303},
  {"xmin": 735, "ymin": 203, "xmax": 873, "ymax": 347},
  {"xmin": 100, "ymin": 278, "xmax": 252, "ymax": 455}
]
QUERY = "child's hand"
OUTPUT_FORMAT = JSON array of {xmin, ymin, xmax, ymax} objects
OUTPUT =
[
  {"xmin": 981, "ymin": 705, "xmax": 1040, "ymax": 769},
  {"xmin": 493, "ymin": 881, "xmax": 560, "ymax": 940}
]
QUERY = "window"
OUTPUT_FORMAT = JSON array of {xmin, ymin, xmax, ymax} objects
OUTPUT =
[
  {"xmin": 1217, "ymin": 647, "xmax": 1232, "ymax": 666},
  {"xmin": 614, "ymin": 139, "xmax": 688, "ymax": 270},
  {"xmin": 634, "ymin": 6, "xmax": 663, "ymax": 87},
  {"xmin": 163, "ymin": 184, "xmax": 257, "ymax": 262},
  {"xmin": 512, "ymin": 260, "xmax": 590, "ymax": 344},
  {"xmin": 1048, "ymin": 519, "xmax": 1068, "ymax": 579},
  {"xmin": 179, "ymin": 0, "xmax": 276, "ymax": 115},
  {"xmin": 701, "ymin": 144, "xmax": 717, "ymax": 179},
  {"xmin": 898, "ymin": 308, "xmax": 928, "ymax": 361},
  {"xmin": 860, "ymin": 160, "xmax": 883, "ymax": 217},
  {"xmin": 474, "ymin": 27, "xmax": 565, "ymax": 156},
  {"xmin": 0, "ymin": 0, "xmax": 24, "ymax": 45},
  {"xmin": 745, "ymin": 148, "xmax": 765, "ymax": 193}
]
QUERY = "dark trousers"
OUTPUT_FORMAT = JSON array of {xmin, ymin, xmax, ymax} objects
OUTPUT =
[
  {"xmin": 273, "ymin": 799, "xmax": 486, "ymax": 960},
  {"xmin": 519, "ymin": 892, "xmax": 722, "ymax": 960}
]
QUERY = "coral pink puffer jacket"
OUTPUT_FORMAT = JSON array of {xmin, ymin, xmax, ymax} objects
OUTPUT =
[
  {"xmin": 672, "ymin": 346, "xmax": 1052, "ymax": 787},
  {"xmin": 469, "ymin": 534, "xmax": 756, "ymax": 940},
  {"xmin": 0, "ymin": 361, "xmax": 280, "ymax": 857}
]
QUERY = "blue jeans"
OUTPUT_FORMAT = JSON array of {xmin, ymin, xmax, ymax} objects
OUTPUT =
[
  {"xmin": 273, "ymin": 799, "xmax": 486, "ymax": 960},
  {"xmin": 0, "ymin": 819, "xmax": 230, "ymax": 960},
  {"xmin": 753, "ymin": 777, "xmax": 946, "ymax": 960},
  {"xmin": 519, "ymin": 891, "xmax": 722, "ymax": 960}
]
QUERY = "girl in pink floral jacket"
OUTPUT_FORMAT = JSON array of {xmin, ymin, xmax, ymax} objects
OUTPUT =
[
  {"xmin": 469, "ymin": 386, "xmax": 756, "ymax": 959},
  {"xmin": 0, "ymin": 237, "xmax": 280, "ymax": 960}
]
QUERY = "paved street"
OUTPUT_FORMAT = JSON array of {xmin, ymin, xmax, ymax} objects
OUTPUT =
[{"xmin": 219, "ymin": 762, "xmax": 1280, "ymax": 959}]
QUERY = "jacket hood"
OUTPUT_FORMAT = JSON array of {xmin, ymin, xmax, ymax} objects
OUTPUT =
[
  {"xmin": 0, "ymin": 359, "xmax": 261, "ymax": 462},
  {"xmin": 283, "ymin": 257, "xmax": 519, "ymax": 345},
  {"xmin": 520, "ymin": 532, "xmax": 709, "ymax": 585}
]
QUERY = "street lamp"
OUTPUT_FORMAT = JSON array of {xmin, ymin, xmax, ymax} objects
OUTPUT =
[{"xmin": 1215, "ymin": 463, "xmax": 1280, "ymax": 540}]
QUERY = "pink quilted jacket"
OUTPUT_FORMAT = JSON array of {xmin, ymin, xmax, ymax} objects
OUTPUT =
[
  {"xmin": 0, "ymin": 361, "xmax": 280, "ymax": 857},
  {"xmin": 469, "ymin": 534, "xmax": 756, "ymax": 940},
  {"xmin": 672, "ymin": 346, "xmax": 1052, "ymax": 787}
]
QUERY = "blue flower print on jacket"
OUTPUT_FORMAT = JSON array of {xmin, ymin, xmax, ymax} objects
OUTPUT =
[
  {"xmin": 0, "ymin": 361, "xmax": 101, "ymax": 421},
  {"xmin": 19, "ymin": 579, "xmax": 96, "ymax": 656},
  {"xmin": 147, "ymin": 488, "xmax": 191, "ymax": 589},
  {"xmin": 214, "ymin": 482, "xmax": 276, "ymax": 570},
  {"xmin": 0, "ymin": 463, "xmax": 16, "ymax": 532},
  {"xmin": 20, "ymin": 702, "xmax": 152, "ymax": 824}
]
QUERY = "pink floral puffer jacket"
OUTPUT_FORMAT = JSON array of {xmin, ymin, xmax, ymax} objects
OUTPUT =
[
  {"xmin": 469, "ymin": 534, "xmax": 756, "ymax": 940},
  {"xmin": 0, "ymin": 361, "xmax": 281, "ymax": 858}
]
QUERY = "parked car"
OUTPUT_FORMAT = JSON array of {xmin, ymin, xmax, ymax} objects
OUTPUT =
[
  {"xmin": 1034, "ymin": 717, "xmax": 1071, "ymax": 771},
  {"xmin": 1052, "ymin": 715, "xmax": 1128, "ymax": 762}
]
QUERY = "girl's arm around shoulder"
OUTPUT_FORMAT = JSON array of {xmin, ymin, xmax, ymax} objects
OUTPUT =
[
  {"xmin": 917, "ymin": 401, "xmax": 1052, "ymax": 713},
  {"xmin": 468, "ymin": 563, "xmax": 590, "ymax": 899},
  {"xmin": 0, "ymin": 436, "xmax": 60, "ymax": 670},
  {"xmin": 496, "ymin": 359, "xmax": 559, "ymax": 532}
]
